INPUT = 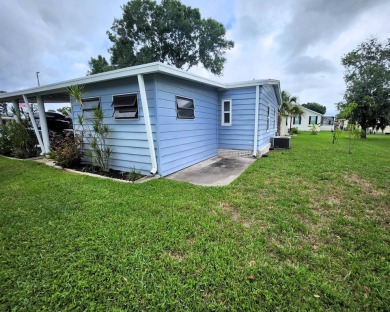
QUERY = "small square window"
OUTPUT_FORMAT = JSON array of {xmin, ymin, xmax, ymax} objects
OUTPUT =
[
  {"xmin": 81, "ymin": 97, "xmax": 100, "ymax": 119},
  {"xmin": 112, "ymin": 94, "xmax": 138, "ymax": 119},
  {"xmin": 176, "ymin": 96, "xmax": 194, "ymax": 119},
  {"xmin": 221, "ymin": 99, "xmax": 232, "ymax": 126}
]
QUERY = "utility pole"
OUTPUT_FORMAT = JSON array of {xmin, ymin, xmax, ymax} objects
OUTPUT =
[{"xmin": 36, "ymin": 71, "xmax": 40, "ymax": 86}]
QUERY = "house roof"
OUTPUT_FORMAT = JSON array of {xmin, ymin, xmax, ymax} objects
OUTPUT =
[
  {"xmin": 0, "ymin": 62, "xmax": 282, "ymax": 105},
  {"xmin": 297, "ymin": 105, "xmax": 324, "ymax": 116}
]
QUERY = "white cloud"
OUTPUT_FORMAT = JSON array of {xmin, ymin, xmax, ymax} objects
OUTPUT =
[{"xmin": 1, "ymin": 0, "xmax": 389, "ymax": 116}]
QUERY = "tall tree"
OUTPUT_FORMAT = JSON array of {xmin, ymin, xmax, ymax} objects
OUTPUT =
[
  {"xmin": 278, "ymin": 90, "xmax": 298, "ymax": 134},
  {"xmin": 289, "ymin": 105, "xmax": 304, "ymax": 131},
  {"xmin": 338, "ymin": 38, "xmax": 390, "ymax": 138},
  {"xmin": 57, "ymin": 106, "xmax": 71, "ymax": 117},
  {"xmin": 88, "ymin": 0, "xmax": 234, "ymax": 75},
  {"xmin": 301, "ymin": 102, "xmax": 326, "ymax": 115},
  {"xmin": 88, "ymin": 55, "xmax": 114, "ymax": 75}
]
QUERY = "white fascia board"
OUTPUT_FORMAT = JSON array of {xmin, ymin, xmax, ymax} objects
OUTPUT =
[
  {"xmin": 299, "ymin": 105, "xmax": 323, "ymax": 116},
  {"xmin": 224, "ymin": 79, "xmax": 280, "ymax": 89},
  {"xmin": 0, "ymin": 61, "xmax": 281, "ymax": 103},
  {"xmin": 155, "ymin": 63, "xmax": 226, "ymax": 88},
  {"xmin": 0, "ymin": 62, "xmax": 162, "ymax": 101}
]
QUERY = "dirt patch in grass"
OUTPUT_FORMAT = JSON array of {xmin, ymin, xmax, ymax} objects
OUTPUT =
[
  {"xmin": 165, "ymin": 250, "xmax": 185, "ymax": 262},
  {"xmin": 219, "ymin": 202, "xmax": 253, "ymax": 228},
  {"xmin": 346, "ymin": 173, "xmax": 386, "ymax": 197}
]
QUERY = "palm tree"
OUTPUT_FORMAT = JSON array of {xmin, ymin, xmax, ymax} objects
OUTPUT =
[
  {"xmin": 289, "ymin": 105, "xmax": 304, "ymax": 132},
  {"xmin": 278, "ymin": 91, "xmax": 298, "ymax": 135}
]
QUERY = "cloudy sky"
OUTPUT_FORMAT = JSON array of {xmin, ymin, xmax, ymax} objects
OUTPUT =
[{"xmin": 1, "ymin": 0, "xmax": 389, "ymax": 115}]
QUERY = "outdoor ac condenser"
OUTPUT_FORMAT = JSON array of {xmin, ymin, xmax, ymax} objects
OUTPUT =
[{"xmin": 272, "ymin": 136, "xmax": 291, "ymax": 149}]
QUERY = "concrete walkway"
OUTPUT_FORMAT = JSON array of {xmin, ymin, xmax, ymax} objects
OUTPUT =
[{"xmin": 166, "ymin": 156, "xmax": 256, "ymax": 186}]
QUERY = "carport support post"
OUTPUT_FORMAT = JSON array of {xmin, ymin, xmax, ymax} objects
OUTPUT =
[
  {"xmin": 36, "ymin": 95, "xmax": 50, "ymax": 153},
  {"xmin": 12, "ymin": 99, "xmax": 21, "ymax": 123},
  {"xmin": 22, "ymin": 95, "xmax": 45, "ymax": 155},
  {"xmin": 137, "ymin": 74, "xmax": 157, "ymax": 174},
  {"xmin": 253, "ymin": 85, "xmax": 260, "ymax": 157}
]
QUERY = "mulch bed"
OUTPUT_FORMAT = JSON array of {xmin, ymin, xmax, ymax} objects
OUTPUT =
[{"xmin": 69, "ymin": 164, "xmax": 143, "ymax": 181}]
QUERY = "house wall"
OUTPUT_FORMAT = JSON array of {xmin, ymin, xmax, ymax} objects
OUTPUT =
[
  {"xmin": 154, "ymin": 74, "xmax": 218, "ymax": 176},
  {"xmin": 258, "ymin": 85, "xmax": 278, "ymax": 151},
  {"xmin": 218, "ymin": 86, "xmax": 257, "ymax": 151},
  {"xmin": 321, "ymin": 116, "xmax": 335, "ymax": 131},
  {"xmin": 71, "ymin": 75, "xmax": 157, "ymax": 175},
  {"xmin": 280, "ymin": 114, "xmax": 290, "ymax": 136},
  {"xmin": 217, "ymin": 84, "xmax": 279, "ymax": 155}
]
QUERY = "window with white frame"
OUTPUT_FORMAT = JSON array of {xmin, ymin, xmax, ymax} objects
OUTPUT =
[
  {"xmin": 81, "ymin": 97, "xmax": 100, "ymax": 119},
  {"xmin": 221, "ymin": 99, "xmax": 232, "ymax": 126},
  {"xmin": 266, "ymin": 104, "xmax": 270, "ymax": 130},
  {"xmin": 112, "ymin": 94, "xmax": 138, "ymax": 119},
  {"xmin": 176, "ymin": 96, "xmax": 194, "ymax": 119}
]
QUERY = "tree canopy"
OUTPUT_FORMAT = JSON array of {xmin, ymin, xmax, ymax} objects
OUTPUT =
[
  {"xmin": 301, "ymin": 102, "xmax": 326, "ymax": 115},
  {"xmin": 338, "ymin": 37, "xmax": 390, "ymax": 138},
  {"xmin": 88, "ymin": 0, "xmax": 234, "ymax": 76},
  {"xmin": 278, "ymin": 90, "xmax": 301, "ymax": 133}
]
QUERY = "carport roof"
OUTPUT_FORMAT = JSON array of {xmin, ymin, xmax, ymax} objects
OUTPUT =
[{"xmin": 0, "ymin": 62, "xmax": 281, "ymax": 105}]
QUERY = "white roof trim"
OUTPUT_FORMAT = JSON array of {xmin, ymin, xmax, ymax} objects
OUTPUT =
[
  {"xmin": 293, "ymin": 104, "xmax": 324, "ymax": 116},
  {"xmin": 0, "ymin": 62, "xmax": 281, "ymax": 103}
]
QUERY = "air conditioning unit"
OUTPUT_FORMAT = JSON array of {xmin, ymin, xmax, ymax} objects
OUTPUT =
[{"xmin": 272, "ymin": 136, "xmax": 291, "ymax": 149}]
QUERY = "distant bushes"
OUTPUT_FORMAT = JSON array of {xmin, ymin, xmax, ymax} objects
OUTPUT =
[{"xmin": 0, "ymin": 120, "xmax": 38, "ymax": 158}]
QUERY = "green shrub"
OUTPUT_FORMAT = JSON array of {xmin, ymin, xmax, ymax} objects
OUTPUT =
[
  {"xmin": 51, "ymin": 134, "xmax": 83, "ymax": 168},
  {"xmin": 0, "ymin": 125, "xmax": 12, "ymax": 156},
  {"xmin": 6, "ymin": 121, "xmax": 38, "ymax": 158},
  {"xmin": 310, "ymin": 124, "xmax": 318, "ymax": 135},
  {"xmin": 289, "ymin": 127, "xmax": 299, "ymax": 135},
  {"xmin": 128, "ymin": 166, "xmax": 143, "ymax": 182}
]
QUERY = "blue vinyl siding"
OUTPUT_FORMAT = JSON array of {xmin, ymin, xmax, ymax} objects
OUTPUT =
[
  {"xmin": 218, "ymin": 87, "xmax": 256, "ymax": 150},
  {"xmin": 71, "ymin": 75, "xmax": 157, "ymax": 175},
  {"xmin": 71, "ymin": 73, "xmax": 279, "ymax": 177},
  {"xmin": 155, "ymin": 74, "xmax": 218, "ymax": 176},
  {"xmin": 258, "ymin": 85, "xmax": 278, "ymax": 149}
]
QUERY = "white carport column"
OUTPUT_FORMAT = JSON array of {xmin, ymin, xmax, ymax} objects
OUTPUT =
[
  {"xmin": 36, "ymin": 95, "xmax": 50, "ymax": 153},
  {"xmin": 12, "ymin": 99, "xmax": 21, "ymax": 123},
  {"xmin": 22, "ymin": 95, "xmax": 45, "ymax": 155},
  {"xmin": 137, "ymin": 74, "xmax": 158, "ymax": 174},
  {"xmin": 253, "ymin": 85, "xmax": 260, "ymax": 157}
]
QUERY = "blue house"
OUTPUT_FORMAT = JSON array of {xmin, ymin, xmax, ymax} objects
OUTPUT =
[{"xmin": 0, "ymin": 62, "xmax": 281, "ymax": 177}]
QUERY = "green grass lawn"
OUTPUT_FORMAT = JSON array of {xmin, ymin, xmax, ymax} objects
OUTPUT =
[{"xmin": 0, "ymin": 132, "xmax": 389, "ymax": 311}]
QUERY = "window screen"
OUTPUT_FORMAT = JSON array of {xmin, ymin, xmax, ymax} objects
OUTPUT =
[
  {"xmin": 112, "ymin": 94, "xmax": 138, "ymax": 119},
  {"xmin": 293, "ymin": 116, "xmax": 301, "ymax": 125},
  {"xmin": 81, "ymin": 97, "xmax": 100, "ymax": 119},
  {"xmin": 176, "ymin": 96, "xmax": 194, "ymax": 119},
  {"xmin": 309, "ymin": 116, "xmax": 318, "ymax": 124}
]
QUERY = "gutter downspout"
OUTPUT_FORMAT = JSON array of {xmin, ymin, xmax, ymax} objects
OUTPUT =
[
  {"xmin": 36, "ymin": 95, "xmax": 51, "ymax": 154},
  {"xmin": 253, "ymin": 85, "xmax": 260, "ymax": 157},
  {"xmin": 137, "ymin": 74, "xmax": 158, "ymax": 174},
  {"xmin": 22, "ymin": 95, "xmax": 45, "ymax": 155}
]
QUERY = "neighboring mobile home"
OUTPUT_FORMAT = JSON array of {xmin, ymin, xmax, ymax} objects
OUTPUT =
[
  {"xmin": 0, "ymin": 62, "xmax": 281, "ymax": 176},
  {"xmin": 280, "ymin": 105, "xmax": 331, "ymax": 135}
]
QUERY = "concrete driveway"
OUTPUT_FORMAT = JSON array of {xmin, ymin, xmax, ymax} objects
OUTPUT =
[{"xmin": 166, "ymin": 156, "xmax": 256, "ymax": 186}]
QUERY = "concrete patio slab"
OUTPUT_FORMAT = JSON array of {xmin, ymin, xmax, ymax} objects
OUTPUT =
[{"xmin": 166, "ymin": 156, "xmax": 256, "ymax": 186}]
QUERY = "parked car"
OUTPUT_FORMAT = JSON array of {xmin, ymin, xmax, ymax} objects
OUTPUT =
[{"xmin": 33, "ymin": 112, "xmax": 73, "ymax": 134}]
